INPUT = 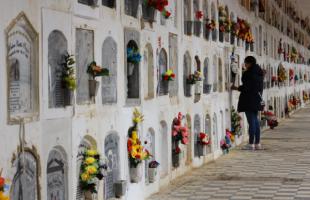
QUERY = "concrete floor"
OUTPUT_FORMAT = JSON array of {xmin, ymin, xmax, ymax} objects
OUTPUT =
[{"xmin": 148, "ymin": 107, "xmax": 310, "ymax": 200}]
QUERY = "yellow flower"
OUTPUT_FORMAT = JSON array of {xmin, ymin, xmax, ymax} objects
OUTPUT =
[
  {"xmin": 85, "ymin": 157, "xmax": 96, "ymax": 165},
  {"xmin": 0, "ymin": 191, "xmax": 9, "ymax": 200},
  {"xmin": 165, "ymin": 69, "xmax": 173, "ymax": 76},
  {"xmin": 86, "ymin": 165, "xmax": 98, "ymax": 175},
  {"xmin": 81, "ymin": 172, "xmax": 91, "ymax": 182},
  {"xmin": 86, "ymin": 149, "xmax": 97, "ymax": 156}
]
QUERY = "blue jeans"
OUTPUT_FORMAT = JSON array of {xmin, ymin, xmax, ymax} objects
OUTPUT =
[{"xmin": 245, "ymin": 111, "xmax": 261, "ymax": 145}]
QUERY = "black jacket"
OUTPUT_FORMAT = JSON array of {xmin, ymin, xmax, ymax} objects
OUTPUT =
[{"xmin": 237, "ymin": 64, "xmax": 264, "ymax": 112}]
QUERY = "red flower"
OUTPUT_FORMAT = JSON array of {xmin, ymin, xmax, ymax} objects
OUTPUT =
[
  {"xmin": 171, "ymin": 73, "xmax": 176, "ymax": 78},
  {"xmin": 163, "ymin": 75, "xmax": 169, "ymax": 80},
  {"xmin": 0, "ymin": 177, "xmax": 5, "ymax": 188},
  {"xmin": 163, "ymin": 10, "xmax": 171, "ymax": 18},
  {"xmin": 127, "ymin": 139, "xmax": 132, "ymax": 152},
  {"xmin": 175, "ymin": 146, "xmax": 181, "ymax": 154},
  {"xmin": 195, "ymin": 11, "xmax": 203, "ymax": 19}
]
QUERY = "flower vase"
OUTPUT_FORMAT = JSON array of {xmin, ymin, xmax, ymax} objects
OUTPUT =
[
  {"xmin": 205, "ymin": 29, "xmax": 210, "ymax": 40},
  {"xmin": 84, "ymin": 190, "xmax": 93, "ymax": 200},
  {"xmin": 172, "ymin": 153, "xmax": 180, "ymax": 168},
  {"xmin": 142, "ymin": 5, "xmax": 156, "ymax": 22},
  {"xmin": 194, "ymin": 21, "xmax": 202, "ymax": 36},
  {"xmin": 64, "ymin": 88, "xmax": 73, "ymax": 106},
  {"xmin": 114, "ymin": 180, "xmax": 127, "ymax": 198},
  {"xmin": 89, "ymin": 79, "xmax": 99, "ymax": 98},
  {"xmin": 219, "ymin": 31, "xmax": 224, "ymax": 42},
  {"xmin": 195, "ymin": 81, "xmax": 202, "ymax": 95},
  {"xmin": 197, "ymin": 144, "xmax": 206, "ymax": 157},
  {"xmin": 148, "ymin": 168, "xmax": 157, "ymax": 183},
  {"xmin": 130, "ymin": 164, "xmax": 142, "ymax": 183},
  {"xmin": 245, "ymin": 42, "xmax": 250, "ymax": 51}
]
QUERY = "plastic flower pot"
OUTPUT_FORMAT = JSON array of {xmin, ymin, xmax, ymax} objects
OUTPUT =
[
  {"xmin": 172, "ymin": 153, "xmax": 180, "ymax": 168},
  {"xmin": 219, "ymin": 31, "xmax": 224, "ymax": 42},
  {"xmin": 89, "ymin": 79, "xmax": 99, "ymax": 98},
  {"xmin": 84, "ymin": 190, "xmax": 93, "ymax": 200},
  {"xmin": 88, "ymin": 0, "xmax": 98, "ymax": 6},
  {"xmin": 204, "ymin": 28, "xmax": 210, "ymax": 40},
  {"xmin": 148, "ymin": 168, "xmax": 157, "ymax": 183},
  {"xmin": 142, "ymin": 5, "xmax": 156, "ymax": 22},
  {"xmin": 114, "ymin": 180, "xmax": 126, "ymax": 198},
  {"xmin": 245, "ymin": 42, "xmax": 250, "ymax": 51},
  {"xmin": 130, "ymin": 164, "xmax": 142, "ymax": 183},
  {"xmin": 194, "ymin": 21, "xmax": 202, "ymax": 36},
  {"xmin": 184, "ymin": 21, "xmax": 193, "ymax": 35},
  {"xmin": 64, "ymin": 88, "xmax": 73, "ymax": 106}
]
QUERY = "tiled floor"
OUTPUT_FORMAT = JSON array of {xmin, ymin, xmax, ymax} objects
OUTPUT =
[{"xmin": 148, "ymin": 107, "xmax": 310, "ymax": 200}]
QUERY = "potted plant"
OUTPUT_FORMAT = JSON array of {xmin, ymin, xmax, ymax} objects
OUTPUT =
[
  {"xmin": 205, "ymin": 18, "xmax": 216, "ymax": 39},
  {"xmin": 172, "ymin": 112, "xmax": 189, "ymax": 168},
  {"xmin": 148, "ymin": 160, "xmax": 159, "ymax": 183},
  {"xmin": 62, "ymin": 53, "xmax": 76, "ymax": 106},
  {"xmin": 162, "ymin": 69, "xmax": 176, "ymax": 81},
  {"xmin": 127, "ymin": 108, "xmax": 151, "ymax": 183},
  {"xmin": 194, "ymin": 11, "xmax": 203, "ymax": 36},
  {"xmin": 187, "ymin": 70, "xmax": 202, "ymax": 85},
  {"xmin": 161, "ymin": 69, "xmax": 176, "ymax": 94},
  {"xmin": 197, "ymin": 132, "xmax": 210, "ymax": 156},
  {"xmin": 79, "ymin": 149, "xmax": 107, "ymax": 200},
  {"xmin": 87, "ymin": 61, "xmax": 109, "ymax": 98}
]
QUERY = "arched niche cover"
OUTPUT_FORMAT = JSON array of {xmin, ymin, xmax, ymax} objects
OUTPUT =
[
  {"xmin": 104, "ymin": 133, "xmax": 120, "ymax": 199},
  {"xmin": 102, "ymin": 37, "xmax": 117, "ymax": 104},
  {"xmin": 48, "ymin": 30, "xmax": 68, "ymax": 108},
  {"xmin": 169, "ymin": 34, "xmax": 179, "ymax": 97},
  {"xmin": 11, "ymin": 150, "xmax": 40, "ymax": 200},
  {"xmin": 183, "ymin": 51, "xmax": 192, "ymax": 97},
  {"xmin": 124, "ymin": 28, "xmax": 140, "ymax": 104},
  {"xmin": 47, "ymin": 147, "xmax": 68, "ymax": 200},
  {"xmin": 158, "ymin": 48, "xmax": 168, "ymax": 96}
]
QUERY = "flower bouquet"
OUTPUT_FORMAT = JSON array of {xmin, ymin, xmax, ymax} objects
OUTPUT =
[
  {"xmin": 220, "ymin": 135, "xmax": 231, "ymax": 154},
  {"xmin": 143, "ymin": 0, "xmax": 171, "ymax": 19},
  {"xmin": 127, "ymin": 108, "xmax": 151, "ymax": 182},
  {"xmin": 231, "ymin": 107, "xmax": 242, "ymax": 136},
  {"xmin": 277, "ymin": 65, "xmax": 287, "ymax": 83},
  {"xmin": 197, "ymin": 132, "xmax": 210, "ymax": 157},
  {"xmin": 62, "ymin": 53, "xmax": 76, "ymax": 105},
  {"xmin": 162, "ymin": 69, "xmax": 176, "ymax": 81},
  {"xmin": 187, "ymin": 71, "xmax": 202, "ymax": 85},
  {"xmin": 0, "ymin": 170, "xmax": 9, "ymax": 200},
  {"xmin": 62, "ymin": 53, "xmax": 76, "ymax": 91},
  {"xmin": 87, "ymin": 61, "xmax": 109, "ymax": 97},
  {"xmin": 272, "ymin": 76, "xmax": 278, "ymax": 83},
  {"xmin": 79, "ymin": 149, "xmax": 107, "ymax": 197},
  {"xmin": 262, "ymin": 111, "xmax": 278, "ymax": 129},
  {"xmin": 127, "ymin": 47, "xmax": 142, "ymax": 64},
  {"xmin": 172, "ymin": 112, "xmax": 189, "ymax": 167},
  {"xmin": 148, "ymin": 160, "xmax": 159, "ymax": 183},
  {"xmin": 206, "ymin": 18, "xmax": 216, "ymax": 31}
]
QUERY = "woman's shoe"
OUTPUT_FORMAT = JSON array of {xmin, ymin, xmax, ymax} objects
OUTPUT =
[
  {"xmin": 242, "ymin": 144, "xmax": 255, "ymax": 150},
  {"xmin": 255, "ymin": 144, "xmax": 263, "ymax": 150}
]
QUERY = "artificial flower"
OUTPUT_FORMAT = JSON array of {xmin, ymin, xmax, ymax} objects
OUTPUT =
[
  {"xmin": 86, "ymin": 150, "xmax": 98, "ymax": 157},
  {"xmin": 195, "ymin": 11, "xmax": 203, "ymax": 20},
  {"xmin": 81, "ymin": 172, "xmax": 91, "ymax": 182},
  {"xmin": 85, "ymin": 157, "xmax": 96, "ymax": 165},
  {"xmin": 86, "ymin": 165, "xmax": 98, "ymax": 175}
]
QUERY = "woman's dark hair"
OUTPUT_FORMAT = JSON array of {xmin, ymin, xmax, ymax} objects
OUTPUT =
[{"xmin": 244, "ymin": 56, "xmax": 256, "ymax": 66}]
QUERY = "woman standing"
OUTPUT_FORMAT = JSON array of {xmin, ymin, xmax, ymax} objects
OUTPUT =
[{"xmin": 231, "ymin": 56, "xmax": 264, "ymax": 150}]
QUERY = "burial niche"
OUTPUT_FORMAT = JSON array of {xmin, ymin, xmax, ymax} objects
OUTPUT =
[
  {"xmin": 104, "ymin": 133, "xmax": 120, "ymax": 199},
  {"xmin": 11, "ymin": 151, "xmax": 40, "ymax": 200},
  {"xmin": 7, "ymin": 12, "xmax": 39, "ymax": 123},
  {"xmin": 48, "ymin": 30, "xmax": 69, "ymax": 108},
  {"xmin": 47, "ymin": 147, "xmax": 68, "ymax": 200},
  {"xmin": 102, "ymin": 37, "xmax": 117, "ymax": 104}
]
